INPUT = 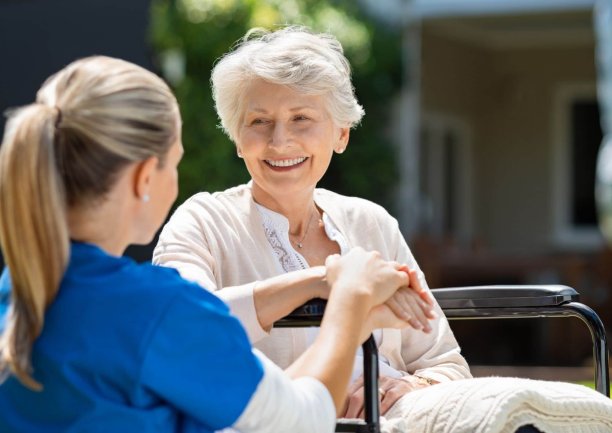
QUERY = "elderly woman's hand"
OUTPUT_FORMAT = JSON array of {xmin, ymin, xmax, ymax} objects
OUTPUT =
[
  {"xmin": 385, "ymin": 268, "xmax": 436, "ymax": 333},
  {"xmin": 342, "ymin": 374, "xmax": 437, "ymax": 418}
]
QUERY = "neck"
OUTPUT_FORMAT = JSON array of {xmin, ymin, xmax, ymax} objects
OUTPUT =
[
  {"xmin": 251, "ymin": 183, "xmax": 318, "ymax": 237},
  {"xmin": 68, "ymin": 198, "xmax": 131, "ymax": 257}
]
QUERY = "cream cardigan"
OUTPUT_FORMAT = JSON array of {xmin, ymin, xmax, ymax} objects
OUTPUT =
[{"xmin": 153, "ymin": 183, "xmax": 471, "ymax": 383}]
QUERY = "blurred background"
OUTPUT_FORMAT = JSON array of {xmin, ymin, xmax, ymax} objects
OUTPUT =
[{"xmin": 1, "ymin": 0, "xmax": 610, "ymax": 381}]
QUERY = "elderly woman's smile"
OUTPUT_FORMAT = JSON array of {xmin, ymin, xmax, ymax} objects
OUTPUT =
[{"xmin": 265, "ymin": 157, "xmax": 308, "ymax": 169}]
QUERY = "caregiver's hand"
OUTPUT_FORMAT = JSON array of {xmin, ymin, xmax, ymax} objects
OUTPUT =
[{"xmin": 324, "ymin": 248, "xmax": 408, "ymax": 309}]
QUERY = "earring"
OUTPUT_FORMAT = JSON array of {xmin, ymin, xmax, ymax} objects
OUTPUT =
[
  {"xmin": 142, "ymin": 194, "xmax": 150, "ymax": 203},
  {"xmin": 237, "ymin": 148, "xmax": 243, "ymax": 158}
]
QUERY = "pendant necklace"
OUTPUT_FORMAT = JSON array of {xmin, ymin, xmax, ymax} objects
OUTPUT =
[{"xmin": 292, "ymin": 208, "xmax": 317, "ymax": 249}]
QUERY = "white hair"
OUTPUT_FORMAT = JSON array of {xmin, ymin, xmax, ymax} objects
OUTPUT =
[{"xmin": 211, "ymin": 26, "xmax": 365, "ymax": 142}]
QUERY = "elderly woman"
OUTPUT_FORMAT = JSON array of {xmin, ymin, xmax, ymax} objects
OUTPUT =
[
  {"xmin": 153, "ymin": 26, "xmax": 471, "ymax": 419},
  {"xmin": 0, "ymin": 55, "xmax": 414, "ymax": 433}
]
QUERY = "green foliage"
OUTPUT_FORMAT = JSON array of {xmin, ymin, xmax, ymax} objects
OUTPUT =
[{"xmin": 150, "ymin": 0, "xmax": 402, "ymax": 210}]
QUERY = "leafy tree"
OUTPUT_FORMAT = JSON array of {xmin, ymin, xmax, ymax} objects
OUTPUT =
[{"xmin": 150, "ymin": 0, "xmax": 402, "ymax": 211}]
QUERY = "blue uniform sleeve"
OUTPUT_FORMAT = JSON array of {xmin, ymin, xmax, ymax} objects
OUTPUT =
[{"xmin": 140, "ymin": 282, "xmax": 264, "ymax": 431}]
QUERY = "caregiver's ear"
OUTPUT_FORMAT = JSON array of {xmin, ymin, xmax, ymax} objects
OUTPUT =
[{"xmin": 133, "ymin": 156, "xmax": 159, "ymax": 201}]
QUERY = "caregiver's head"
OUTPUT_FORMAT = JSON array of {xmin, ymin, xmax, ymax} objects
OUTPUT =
[
  {"xmin": 0, "ymin": 56, "xmax": 180, "ymax": 389},
  {"xmin": 211, "ymin": 27, "xmax": 364, "ymax": 201}
]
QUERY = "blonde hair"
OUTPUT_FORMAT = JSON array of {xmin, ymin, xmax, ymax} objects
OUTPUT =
[
  {"xmin": 211, "ymin": 26, "xmax": 365, "ymax": 142},
  {"xmin": 0, "ymin": 56, "xmax": 179, "ymax": 390}
]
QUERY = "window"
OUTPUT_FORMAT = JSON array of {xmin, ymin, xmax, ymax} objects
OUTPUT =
[
  {"xmin": 571, "ymin": 100, "xmax": 602, "ymax": 226},
  {"xmin": 419, "ymin": 114, "xmax": 473, "ymax": 242},
  {"xmin": 552, "ymin": 83, "xmax": 604, "ymax": 249}
]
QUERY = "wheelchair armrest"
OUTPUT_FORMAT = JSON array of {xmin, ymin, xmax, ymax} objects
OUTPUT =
[
  {"xmin": 275, "ymin": 298, "xmax": 327, "ymax": 327},
  {"xmin": 431, "ymin": 285, "xmax": 579, "ymax": 309},
  {"xmin": 277, "ymin": 285, "xmax": 579, "ymax": 323},
  {"xmin": 275, "ymin": 285, "xmax": 609, "ymax": 398}
]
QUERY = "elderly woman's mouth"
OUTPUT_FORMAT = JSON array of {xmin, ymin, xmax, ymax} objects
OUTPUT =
[{"xmin": 265, "ymin": 157, "xmax": 308, "ymax": 168}]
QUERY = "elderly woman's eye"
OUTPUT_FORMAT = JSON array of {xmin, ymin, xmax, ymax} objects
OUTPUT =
[
  {"xmin": 294, "ymin": 115, "xmax": 310, "ymax": 121},
  {"xmin": 251, "ymin": 118, "xmax": 267, "ymax": 125}
]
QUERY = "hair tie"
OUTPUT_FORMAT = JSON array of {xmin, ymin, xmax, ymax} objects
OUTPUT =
[{"xmin": 54, "ymin": 106, "xmax": 62, "ymax": 128}]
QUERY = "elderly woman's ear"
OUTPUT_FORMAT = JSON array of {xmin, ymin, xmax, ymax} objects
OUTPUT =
[{"xmin": 334, "ymin": 127, "xmax": 350, "ymax": 154}]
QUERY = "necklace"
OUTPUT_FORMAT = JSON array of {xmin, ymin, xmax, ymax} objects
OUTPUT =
[{"xmin": 291, "ymin": 207, "xmax": 317, "ymax": 249}]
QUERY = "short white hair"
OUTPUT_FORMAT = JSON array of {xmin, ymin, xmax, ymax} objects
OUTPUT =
[{"xmin": 211, "ymin": 26, "xmax": 365, "ymax": 142}]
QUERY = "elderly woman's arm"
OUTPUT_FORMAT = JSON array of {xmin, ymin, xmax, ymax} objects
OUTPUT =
[
  {"xmin": 368, "ymin": 222, "xmax": 471, "ymax": 416},
  {"xmin": 341, "ymin": 213, "xmax": 471, "ymax": 418},
  {"xmin": 394, "ymin": 251, "xmax": 471, "ymax": 382},
  {"xmin": 154, "ymin": 195, "xmax": 436, "ymax": 343}
]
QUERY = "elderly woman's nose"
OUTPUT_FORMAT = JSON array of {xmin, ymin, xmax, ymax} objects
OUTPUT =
[{"xmin": 270, "ymin": 123, "xmax": 291, "ymax": 145}]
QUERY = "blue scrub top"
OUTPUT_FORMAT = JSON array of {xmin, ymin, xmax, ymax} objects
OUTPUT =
[{"xmin": 0, "ymin": 242, "xmax": 263, "ymax": 433}]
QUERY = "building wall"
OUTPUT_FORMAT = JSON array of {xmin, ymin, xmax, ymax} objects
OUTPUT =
[
  {"xmin": 418, "ymin": 27, "xmax": 608, "ymax": 366},
  {"xmin": 421, "ymin": 27, "xmax": 597, "ymax": 253},
  {"xmin": 0, "ymin": 0, "xmax": 155, "ymax": 264}
]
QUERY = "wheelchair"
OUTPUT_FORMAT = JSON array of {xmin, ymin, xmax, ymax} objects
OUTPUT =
[{"xmin": 276, "ymin": 285, "xmax": 610, "ymax": 433}]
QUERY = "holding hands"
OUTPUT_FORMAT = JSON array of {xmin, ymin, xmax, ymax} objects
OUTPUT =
[{"xmin": 324, "ymin": 248, "xmax": 436, "ymax": 337}]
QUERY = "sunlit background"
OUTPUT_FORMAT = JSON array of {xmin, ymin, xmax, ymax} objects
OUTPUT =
[{"xmin": 1, "ymin": 0, "xmax": 610, "ymax": 383}]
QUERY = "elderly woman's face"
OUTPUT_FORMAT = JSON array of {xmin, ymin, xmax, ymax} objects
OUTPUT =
[{"xmin": 236, "ymin": 80, "xmax": 349, "ymax": 201}]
